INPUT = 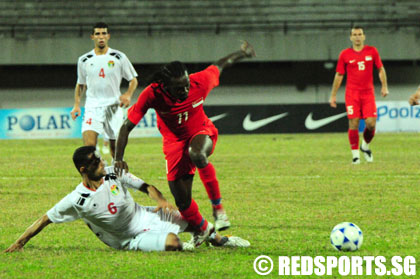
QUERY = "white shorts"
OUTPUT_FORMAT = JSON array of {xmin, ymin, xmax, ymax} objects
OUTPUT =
[
  {"xmin": 127, "ymin": 207, "xmax": 188, "ymax": 252},
  {"xmin": 82, "ymin": 105, "xmax": 123, "ymax": 140}
]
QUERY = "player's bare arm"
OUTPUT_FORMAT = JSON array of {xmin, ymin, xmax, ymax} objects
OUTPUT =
[
  {"xmin": 213, "ymin": 41, "xmax": 256, "ymax": 72},
  {"xmin": 119, "ymin": 77, "xmax": 138, "ymax": 108},
  {"xmin": 408, "ymin": 86, "xmax": 420, "ymax": 106},
  {"xmin": 329, "ymin": 73, "xmax": 344, "ymax": 108},
  {"xmin": 378, "ymin": 67, "xmax": 389, "ymax": 97},
  {"xmin": 4, "ymin": 214, "xmax": 52, "ymax": 253},
  {"xmin": 139, "ymin": 183, "xmax": 177, "ymax": 213},
  {"xmin": 114, "ymin": 118, "xmax": 136, "ymax": 176},
  {"xmin": 71, "ymin": 84, "xmax": 86, "ymax": 120}
]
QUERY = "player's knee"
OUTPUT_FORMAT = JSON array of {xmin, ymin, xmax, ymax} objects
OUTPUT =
[
  {"xmin": 189, "ymin": 149, "xmax": 208, "ymax": 168},
  {"xmin": 348, "ymin": 120, "xmax": 359, "ymax": 130},
  {"xmin": 83, "ymin": 137, "xmax": 97, "ymax": 147},
  {"xmin": 365, "ymin": 122, "xmax": 376, "ymax": 131},
  {"xmin": 83, "ymin": 139, "xmax": 95, "ymax": 146},
  {"xmin": 165, "ymin": 233, "xmax": 182, "ymax": 251}
]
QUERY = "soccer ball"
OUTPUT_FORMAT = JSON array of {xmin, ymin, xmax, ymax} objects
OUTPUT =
[{"xmin": 330, "ymin": 222, "xmax": 363, "ymax": 251}]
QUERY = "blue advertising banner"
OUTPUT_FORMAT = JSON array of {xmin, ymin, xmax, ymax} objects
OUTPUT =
[
  {"xmin": 0, "ymin": 107, "xmax": 82, "ymax": 139},
  {"xmin": 376, "ymin": 101, "xmax": 420, "ymax": 132},
  {"xmin": 1, "ymin": 102, "xmax": 417, "ymax": 139},
  {"xmin": 0, "ymin": 107, "xmax": 161, "ymax": 139}
]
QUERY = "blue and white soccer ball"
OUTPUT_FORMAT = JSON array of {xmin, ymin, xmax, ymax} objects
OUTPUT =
[{"xmin": 330, "ymin": 222, "xmax": 363, "ymax": 251}]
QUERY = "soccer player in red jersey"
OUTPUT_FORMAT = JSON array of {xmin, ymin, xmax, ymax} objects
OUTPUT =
[
  {"xmin": 114, "ymin": 41, "xmax": 255, "ymax": 246},
  {"xmin": 329, "ymin": 26, "xmax": 389, "ymax": 164}
]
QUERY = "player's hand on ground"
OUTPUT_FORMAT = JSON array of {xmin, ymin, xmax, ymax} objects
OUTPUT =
[
  {"xmin": 70, "ymin": 106, "xmax": 81, "ymax": 120},
  {"xmin": 329, "ymin": 95, "xmax": 337, "ymax": 108},
  {"xmin": 409, "ymin": 94, "xmax": 419, "ymax": 106},
  {"xmin": 381, "ymin": 87, "xmax": 389, "ymax": 97},
  {"xmin": 4, "ymin": 242, "xmax": 23, "ymax": 253},
  {"xmin": 154, "ymin": 200, "xmax": 177, "ymax": 214},
  {"xmin": 114, "ymin": 160, "xmax": 129, "ymax": 177},
  {"xmin": 240, "ymin": 41, "xmax": 256, "ymax": 58},
  {"xmin": 119, "ymin": 93, "xmax": 131, "ymax": 108}
]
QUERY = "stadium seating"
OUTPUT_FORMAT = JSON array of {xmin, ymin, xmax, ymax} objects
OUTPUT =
[{"xmin": 0, "ymin": 0, "xmax": 419, "ymax": 37}]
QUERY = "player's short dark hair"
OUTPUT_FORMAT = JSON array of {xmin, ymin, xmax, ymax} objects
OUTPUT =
[
  {"xmin": 148, "ymin": 61, "xmax": 188, "ymax": 86},
  {"xmin": 73, "ymin": 146, "xmax": 97, "ymax": 173},
  {"xmin": 92, "ymin": 22, "xmax": 109, "ymax": 34},
  {"xmin": 350, "ymin": 25, "xmax": 364, "ymax": 34}
]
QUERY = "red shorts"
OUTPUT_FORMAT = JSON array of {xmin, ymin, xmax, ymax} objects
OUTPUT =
[
  {"xmin": 345, "ymin": 89, "xmax": 377, "ymax": 119},
  {"xmin": 163, "ymin": 124, "xmax": 218, "ymax": 181}
]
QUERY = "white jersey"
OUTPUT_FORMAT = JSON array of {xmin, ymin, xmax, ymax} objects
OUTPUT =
[
  {"xmin": 47, "ymin": 167, "xmax": 158, "ymax": 250},
  {"xmin": 77, "ymin": 48, "xmax": 138, "ymax": 108}
]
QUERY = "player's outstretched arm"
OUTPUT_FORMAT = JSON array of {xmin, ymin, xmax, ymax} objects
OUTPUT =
[
  {"xmin": 4, "ymin": 214, "xmax": 52, "ymax": 253},
  {"xmin": 114, "ymin": 118, "xmax": 136, "ymax": 176},
  {"xmin": 329, "ymin": 73, "xmax": 344, "ymax": 108},
  {"xmin": 213, "ymin": 41, "xmax": 256, "ymax": 73},
  {"xmin": 139, "ymin": 184, "xmax": 177, "ymax": 213}
]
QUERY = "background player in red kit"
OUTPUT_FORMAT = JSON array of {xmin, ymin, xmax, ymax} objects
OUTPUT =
[
  {"xmin": 115, "ymin": 41, "xmax": 256, "ymax": 246},
  {"xmin": 329, "ymin": 26, "xmax": 389, "ymax": 164}
]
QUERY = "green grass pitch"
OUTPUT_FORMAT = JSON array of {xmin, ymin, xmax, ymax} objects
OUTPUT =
[{"xmin": 0, "ymin": 133, "xmax": 419, "ymax": 278}]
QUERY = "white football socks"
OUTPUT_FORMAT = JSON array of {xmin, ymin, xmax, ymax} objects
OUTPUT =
[
  {"xmin": 361, "ymin": 139, "xmax": 369, "ymax": 150},
  {"xmin": 352, "ymin": 149, "xmax": 360, "ymax": 159}
]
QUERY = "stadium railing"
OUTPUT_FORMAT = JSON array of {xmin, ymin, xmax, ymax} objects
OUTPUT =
[{"xmin": 0, "ymin": 0, "xmax": 419, "ymax": 38}]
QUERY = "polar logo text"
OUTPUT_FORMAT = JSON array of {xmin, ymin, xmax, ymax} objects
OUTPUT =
[{"xmin": 8, "ymin": 114, "xmax": 71, "ymax": 131}]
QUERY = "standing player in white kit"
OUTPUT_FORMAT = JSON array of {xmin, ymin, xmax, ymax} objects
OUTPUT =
[
  {"xmin": 71, "ymin": 22, "xmax": 138, "ymax": 158},
  {"xmin": 4, "ymin": 146, "xmax": 250, "ymax": 253}
]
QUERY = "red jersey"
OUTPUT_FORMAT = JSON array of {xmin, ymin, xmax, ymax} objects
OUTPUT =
[
  {"xmin": 336, "ymin": 45, "xmax": 383, "ymax": 90},
  {"xmin": 128, "ymin": 65, "xmax": 220, "ymax": 141}
]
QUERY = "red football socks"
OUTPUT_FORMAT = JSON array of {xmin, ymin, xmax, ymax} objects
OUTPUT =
[
  {"xmin": 348, "ymin": 129, "xmax": 359, "ymax": 150},
  {"xmin": 198, "ymin": 163, "xmax": 223, "ymax": 211},
  {"xmin": 179, "ymin": 199, "xmax": 208, "ymax": 231}
]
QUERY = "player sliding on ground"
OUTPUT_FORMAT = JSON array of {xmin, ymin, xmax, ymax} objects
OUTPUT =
[{"xmin": 4, "ymin": 146, "xmax": 249, "ymax": 253}]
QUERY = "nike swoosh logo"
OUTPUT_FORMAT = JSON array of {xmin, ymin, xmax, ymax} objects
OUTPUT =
[
  {"xmin": 305, "ymin": 112, "xmax": 347, "ymax": 130},
  {"xmin": 242, "ymin": 112, "xmax": 288, "ymax": 131},
  {"xmin": 209, "ymin": 113, "xmax": 228, "ymax": 122}
]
